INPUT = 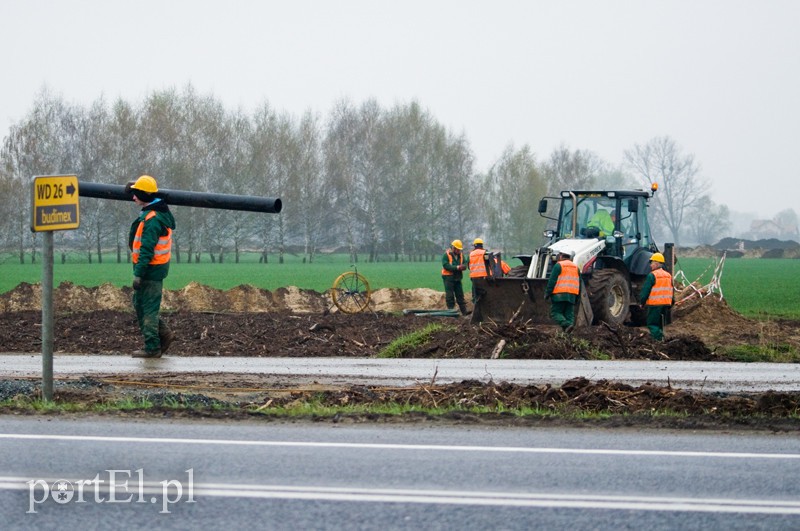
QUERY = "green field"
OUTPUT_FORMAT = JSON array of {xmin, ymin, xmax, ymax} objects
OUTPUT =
[
  {"xmin": 1, "ymin": 253, "xmax": 798, "ymax": 319},
  {"xmin": 672, "ymin": 257, "xmax": 800, "ymax": 320},
  {"xmin": 0, "ymin": 252, "xmax": 442, "ymax": 293}
]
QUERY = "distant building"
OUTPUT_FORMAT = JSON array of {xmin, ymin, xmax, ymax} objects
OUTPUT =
[{"xmin": 748, "ymin": 219, "xmax": 799, "ymax": 241}]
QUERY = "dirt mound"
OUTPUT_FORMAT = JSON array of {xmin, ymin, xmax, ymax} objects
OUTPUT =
[
  {"xmin": 0, "ymin": 304, "xmax": 781, "ymax": 362},
  {"xmin": 1, "ymin": 282, "xmax": 799, "ymax": 360},
  {"xmin": 307, "ymin": 377, "xmax": 794, "ymax": 417},
  {"xmin": 669, "ymin": 295, "xmax": 800, "ymax": 350},
  {"xmin": 714, "ymin": 237, "xmax": 800, "ymax": 251},
  {"xmin": 163, "ymin": 282, "xmax": 330, "ymax": 313},
  {"xmin": 370, "ymin": 287, "xmax": 445, "ymax": 312},
  {"xmin": 0, "ymin": 282, "xmax": 444, "ymax": 314},
  {"xmin": 400, "ymin": 319, "xmax": 720, "ymax": 361}
]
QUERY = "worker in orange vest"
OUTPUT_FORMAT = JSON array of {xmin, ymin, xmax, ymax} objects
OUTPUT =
[
  {"xmin": 638, "ymin": 252, "xmax": 673, "ymax": 340},
  {"xmin": 468, "ymin": 238, "xmax": 488, "ymax": 303},
  {"xmin": 441, "ymin": 239, "xmax": 469, "ymax": 315},
  {"xmin": 545, "ymin": 251, "xmax": 580, "ymax": 333},
  {"xmin": 127, "ymin": 175, "xmax": 176, "ymax": 358}
]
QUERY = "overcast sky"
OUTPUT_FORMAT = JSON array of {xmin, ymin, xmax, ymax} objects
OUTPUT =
[{"xmin": 2, "ymin": 0, "xmax": 798, "ymax": 218}]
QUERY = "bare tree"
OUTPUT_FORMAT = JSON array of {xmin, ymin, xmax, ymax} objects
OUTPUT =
[
  {"xmin": 249, "ymin": 102, "xmax": 293, "ymax": 264},
  {"xmin": 484, "ymin": 144, "xmax": 547, "ymax": 255},
  {"xmin": 380, "ymin": 101, "xmax": 437, "ymax": 261},
  {"xmin": 594, "ymin": 165, "xmax": 639, "ymax": 190},
  {"xmin": 324, "ymin": 99, "xmax": 385, "ymax": 262},
  {"xmin": 66, "ymin": 98, "xmax": 120, "ymax": 264},
  {"xmin": 217, "ymin": 109, "xmax": 254, "ymax": 263},
  {"xmin": 292, "ymin": 110, "xmax": 327, "ymax": 263},
  {"xmin": 686, "ymin": 196, "xmax": 730, "ymax": 245},
  {"xmin": 1, "ymin": 87, "xmax": 70, "ymax": 262},
  {"xmin": 542, "ymin": 144, "xmax": 604, "ymax": 193},
  {"xmin": 624, "ymin": 136, "xmax": 710, "ymax": 245},
  {"xmin": 106, "ymin": 98, "xmax": 143, "ymax": 263},
  {"xmin": 774, "ymin": 209, "xmax": 799, "ymax": 240},
  {"xmin": 435, "ymin": 133, "xmax": 478, "ymax": 260}
]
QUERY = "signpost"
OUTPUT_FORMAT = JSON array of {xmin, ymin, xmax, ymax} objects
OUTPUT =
[
  {"xmin": 30, "ymin": 175, "xmax": 81, "ymax": 401},
  {"xmin": 31, "ymin": 175, "xmax": 80, "ymax": 232}
]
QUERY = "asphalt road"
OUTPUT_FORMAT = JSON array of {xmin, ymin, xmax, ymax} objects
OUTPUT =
[
  {"xmin": 1, "ymin": 418, "xmax": 799, "ymax": 529},
  {"xmin": 2, "ymin": 354, "xmax": 800, "ymax": 392}
]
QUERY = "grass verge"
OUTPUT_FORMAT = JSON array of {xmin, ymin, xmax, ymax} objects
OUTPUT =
[
  {"xmin": 0, "ymin": 396, "xmax": 704, "ymax": 422},
  {"xmin": 1, "ymin": 379, "xmax": 798, "ymax": 429},
  {"xmin": 377, "ymin": 323, "xmax": 455, "ymax": 358},
  {"xmin": 722, "ymin": 344, "xmax": 800, "ymax": 363}
]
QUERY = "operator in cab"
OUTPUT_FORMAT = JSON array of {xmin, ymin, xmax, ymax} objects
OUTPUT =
[{"xmin": 586, "ymin": 208, "xmax": 615, "ymax": 238}]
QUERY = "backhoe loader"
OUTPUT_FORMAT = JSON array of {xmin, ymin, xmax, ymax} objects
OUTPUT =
[{"xmin": 471, "ymin": 184, "xmax": 673, "ymax": 327}]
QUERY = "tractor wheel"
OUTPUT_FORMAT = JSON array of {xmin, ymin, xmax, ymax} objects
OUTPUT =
[
  {"xmin": 588, "ymin": 269, "xmax": 630, "ymax": 327},
  {"xmin": 506, "ymin": 265, "xmax": 528, "ymax": 278}
]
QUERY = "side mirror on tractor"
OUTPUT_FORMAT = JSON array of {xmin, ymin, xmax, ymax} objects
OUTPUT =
[{"xmin": 538, "ymin": 199, "xmax": 548, "ymax": 214}]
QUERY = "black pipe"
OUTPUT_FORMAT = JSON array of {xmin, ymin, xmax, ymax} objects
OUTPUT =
[{"xmin": 78, "ymin": 181, "xmax": 282, "ymax": 214}]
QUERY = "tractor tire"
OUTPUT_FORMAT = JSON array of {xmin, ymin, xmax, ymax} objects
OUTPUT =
[
  {"xmin": 506, "ymin": 265, "xmax": 528, "ymax": 278},
  {"xmin": 588, "ymin": 269, "xmax": 630, "ymax": 327}
]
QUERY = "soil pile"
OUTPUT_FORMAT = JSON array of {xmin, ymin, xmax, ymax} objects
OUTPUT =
[
  {"xmin": 0, "ymin": 282, "xmax": 445, "ymax": 314},
  {"xmin": 0, "ymin": 281, "xmax": 799, "ymax": 360}
]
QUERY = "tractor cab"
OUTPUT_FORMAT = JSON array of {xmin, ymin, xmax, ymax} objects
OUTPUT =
[{"xmin": 542, "ymin": 189, "xmax": 658, "ymax": 277}]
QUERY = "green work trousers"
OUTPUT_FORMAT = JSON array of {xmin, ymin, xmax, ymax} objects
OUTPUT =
[
  {"xmin": 133, "ymin": 279, "xmax": 165, "ymax": 353},
  {"xmin": 550, "ymin": 301, "xmax": 575, "ymax": 330},
  {"xmin": 442, "ymin": 276, "xmax": 467, "ymax": 313},
  {"xmin": 646, "ymin": 305, "xmax": 668, "ymax": 341}
]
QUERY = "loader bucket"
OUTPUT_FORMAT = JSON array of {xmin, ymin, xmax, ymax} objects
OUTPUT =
[
  {"xmin": 471, "ymin": 277, "xmax": 551, "ymax": 324},
  {"xmin": 471, "ymin": 277, "xmax": 593, "ymax": 327}
]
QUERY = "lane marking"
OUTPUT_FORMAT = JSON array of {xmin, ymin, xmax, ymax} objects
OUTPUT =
[
  {"xmin": 1, "ymin": 433, "xmax": 800, "ymax": 460},
  {"xmin": 1, "ymin": 477, "xmax": 799, "ymax": 514}
]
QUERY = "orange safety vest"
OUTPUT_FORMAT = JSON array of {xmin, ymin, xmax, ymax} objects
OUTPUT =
[
  {"xmin": 469, "ymin": 249, "xmax": 488, "ymax": 278},
  {"xmin": 646, "ymin": 268, "xmax": 673, "ymax": 306},
  {"xmin": 553, "ymin": 260, "xmax": 580, "ymax": 295},
  {"xmin": 500, "ymin": 260, "xmax": 511, "ymax": 275},
  {"xmin": 132, "ymin": 211, "xmax": 172, "ymax": 265},
  {"xmin": 441, "ymin": 249, "xmax": 464, "ymax": 276}
]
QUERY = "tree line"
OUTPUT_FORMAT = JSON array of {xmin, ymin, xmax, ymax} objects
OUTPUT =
[{"xmin": 0, "ymin": 85, "xmax": 730, "ymax": 265}]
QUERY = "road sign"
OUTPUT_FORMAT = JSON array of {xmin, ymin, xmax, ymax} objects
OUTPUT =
[{"xmin": 31, "ymin": 175, "xmax": 80, "ymax": 232}]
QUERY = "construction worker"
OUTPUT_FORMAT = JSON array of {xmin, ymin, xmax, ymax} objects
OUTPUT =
[
  {"xmin": 489, "ymin": 253, "xmax": 511, "ymax": 277},
  {"xmin": 638, "ymin": 252, "xmax": 673, "ymax": 341},
  {"xmin": 586, "ymin": 209, "xmax": 615, "ymax": 237},
  {"xmin": 441, "ymin": 239, "xmax": 469, "ymax": 315},
  {"xmin": 127, "ymin": 175, "xmax": 176, "ymax": 358},
  {"xmin": 468, "ymin": 238, "xmax": 488, "ymax": 303},
  {"xmin": 545, "ymin": 251, "xmax": 580, "ymax": 333}
]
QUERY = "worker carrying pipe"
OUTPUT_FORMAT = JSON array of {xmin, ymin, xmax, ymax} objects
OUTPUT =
[{"xmin": 79, "ymin": 174, "xmax": 281, "ymax": 359}]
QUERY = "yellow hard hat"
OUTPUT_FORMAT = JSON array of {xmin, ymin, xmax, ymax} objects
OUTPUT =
[
  {"xmin": 451, "ymin": 239, "xmax": 463, "ymax": 250},
  {"xmin": 473, "ymin": 238, "xmax": 484, "ymax": 246},
  {"xmin": 650, "ymin": 252, "xmax": 665, "ymax": 263},
  {"xmin": 130, "ymin": 175, "xmax": 158, "ymax": 194}
]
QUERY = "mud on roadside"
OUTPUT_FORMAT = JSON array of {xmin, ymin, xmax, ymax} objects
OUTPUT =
[
  {"xmin": 1, "ymin": 375, "xmax": 798, "ymax": 432},
  {"xmin": 2, "ymin": 282, "xmax": 800, "ymax": 430}
]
